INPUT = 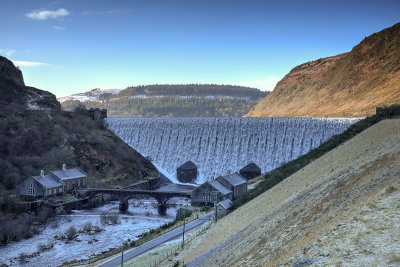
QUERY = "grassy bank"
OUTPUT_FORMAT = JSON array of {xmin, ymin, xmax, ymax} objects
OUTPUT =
[{"xmin": 233, "ymin": 113, "xmax": 394, "ymax": 209}]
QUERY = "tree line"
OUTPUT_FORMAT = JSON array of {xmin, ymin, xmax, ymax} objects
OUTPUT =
[{"xmin": 63, "ymin": 96, "xmax": 261, "ymax": 117}]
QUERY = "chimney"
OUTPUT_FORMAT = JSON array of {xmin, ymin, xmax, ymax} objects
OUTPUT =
[
  {"xmin": 62, "ymin": 163, "xmax": 67, "ymax": 171},
  {"xmin": 40, "ymin": 170, "xmax": 44, "ymax": 176}
]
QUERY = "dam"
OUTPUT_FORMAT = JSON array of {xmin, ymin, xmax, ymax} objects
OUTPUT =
[{"xmin": 106, "ymin": 117, "xmax": 359, "ymax": 183}]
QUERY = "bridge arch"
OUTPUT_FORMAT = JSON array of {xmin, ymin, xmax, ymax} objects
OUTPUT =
[{"xmin": 78, "ymin": 188, "xmax": 192, "ymax": 215}]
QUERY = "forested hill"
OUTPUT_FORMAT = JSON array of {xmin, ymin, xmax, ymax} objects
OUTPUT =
[
  {"xmin": 116, "ymin": 84, "xmax": 267, "ymax": 99},
  {"xmin": 60, "ymin": 84, "xmax": 269, "ymax": 117}
]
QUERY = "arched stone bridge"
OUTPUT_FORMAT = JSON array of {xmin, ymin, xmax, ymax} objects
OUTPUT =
[{"xmin": 77, "ymin": 188, "xmax": 192, "ymax": 215}]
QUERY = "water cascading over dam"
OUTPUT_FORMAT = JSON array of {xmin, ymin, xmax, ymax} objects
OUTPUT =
[{"xmin": 106, "ymin": 117, "xmax": 359, "ymax": 183}]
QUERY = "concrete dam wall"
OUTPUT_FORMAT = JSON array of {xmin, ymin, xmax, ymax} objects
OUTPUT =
[{"xmin": 106, "ymin": 117, "xmax": 359, "ymax": 183}]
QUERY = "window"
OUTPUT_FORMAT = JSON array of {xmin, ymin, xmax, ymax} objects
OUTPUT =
[
  {"xmin": 203, "ymin": 194, "xmax": 211, "ymax": 202},
  {"xmin": 28, "ymin": 184, "xmax": 35, "ymax": 195},
  {"xmin": 78, "ymin": 180, "xmax": 81, "ymax": 187},
  {"xmin": 218, "ymin": 207, "xmax": 223, "ymax": 212},
  {"xmin": 83, "ymin": 178, "xmax": 86, "ymax": 186}
]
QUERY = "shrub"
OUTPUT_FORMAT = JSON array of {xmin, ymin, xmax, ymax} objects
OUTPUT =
[
  {"xmin": 100, "ymin": 212, "xmax": 119, "ymax": 225},
  {"xmin": 82, "ymin": 222, "xmax": 92, "ymax": 233},
  {"xmin": 37, "ymin": 240, "xmax": 54, "ymax": 252},
  {"xmin": 200, "ymin": 206, "xmax": 210, "ymax": 212},
  {"xmin": 18, "ymin": 253, "xmax": 28, "ymax": 264},
  {"xmin": 66, "ymin": 226, "xmax": 77, "ymax": 240}
]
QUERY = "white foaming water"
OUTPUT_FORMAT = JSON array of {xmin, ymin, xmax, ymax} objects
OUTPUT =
[{"xmin": 106, "ymin": 117, "xmax": 359, "ymax": 183}]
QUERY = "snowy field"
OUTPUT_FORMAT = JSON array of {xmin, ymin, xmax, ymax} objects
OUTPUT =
[{"xmin": 0, "ymin": 197, "xmax": 189, "ymax": 267}]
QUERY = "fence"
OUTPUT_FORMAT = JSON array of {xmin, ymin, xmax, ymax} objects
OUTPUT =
[{"xmin": 124, "ymin": 220, "xmax": 213, "ymax": 267}]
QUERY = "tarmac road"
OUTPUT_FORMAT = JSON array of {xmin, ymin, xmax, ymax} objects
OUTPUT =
[{"xmin": 98, "ymin": 213, "xmax": 212, "ymax": 267}]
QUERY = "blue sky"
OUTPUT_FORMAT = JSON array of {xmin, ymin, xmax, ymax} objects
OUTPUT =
[{"xmin": 1, "ymin": 0, "xmax": 399, "ymax": 97}]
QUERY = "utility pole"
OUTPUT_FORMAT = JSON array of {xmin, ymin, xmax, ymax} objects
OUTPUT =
[
  {"xmin": 182, "ymin": 208, "xmax": 186, "ymax": 249},
  {"xmin": 121, "ymin": 245, "xmax": 124, "ymax": 267},
  {"xmin": 120, "ymin": 239, "xmax": 125, "ymax": 267},
  {"xmin": 211, "ymin": 191, "xmax": 218, "ymax": 222}
]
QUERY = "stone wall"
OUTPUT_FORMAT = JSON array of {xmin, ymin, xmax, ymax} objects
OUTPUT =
[{"xmin": 123, "ymin": 176, "xmax": 160, "ymax": 190}]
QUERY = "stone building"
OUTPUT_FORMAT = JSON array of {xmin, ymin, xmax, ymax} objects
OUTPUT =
[
  {"xmin": 191, "ymin": 180, "xmax": 232, "ymax": 206},
  {"xmin": 88, "ymin": 108, "xmax": 107, "ymax": 120},
  {"xmin": 217, "ymin": 199, "xmax": 232, "ymax": 218},
  {"xmin": 177, "ymin": 161, "xmax": 198, "ymax": 183},
  {"xmin": 216, "ymin": 172, "xmax": 247, "ymax": 199},
  {"xmin": 18, "ymin": 164, "xmax": 87, "ymax": 197},
  {"xmin": 18, "ymin": 170, "xmax": 64, "ymax": 197},
  {"xmin": 50, "ymin": 164, "xmax": 87, "ymax": 192},
  {"xmin": 239, "ymin": 162, "xmax": 261, "ymax": 180}
]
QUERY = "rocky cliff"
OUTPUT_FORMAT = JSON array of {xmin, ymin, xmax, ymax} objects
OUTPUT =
[
  {"xmin": 0, "ymin": 56, "xmax": 60, "ymax": 110},
  {"xmin": 0, "ymin": 56, "xmax": 24, "ymax": 86},
  {"xmin": 0, "ymin": 56, "xmax": 157, "ymax": 192},
  {"xmin": 246, "ymin": 22, "xmax": 400, "ymax": 117}
]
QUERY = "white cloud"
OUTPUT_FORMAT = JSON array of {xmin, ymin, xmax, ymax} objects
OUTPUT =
[
  {"xmin": 12, "ymin": 61, "xmax": 47, "ymax": 67},
  {"xmin": 235, "ymin": 76, "xmax": 282, "ymax": 91},
  {"xmin": 26, "ymin": 8, "xmax": 69, "ymax": 20},
  {"xmin": 53, "ymin": 25, "xmax": 66, "ymax": 30},
  {"xmin": 0, "ymin": 49, "xmax": 16, "ymax": 57}
]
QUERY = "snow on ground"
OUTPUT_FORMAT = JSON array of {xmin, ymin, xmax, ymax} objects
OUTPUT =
[
  {"xmin": 57, "ymin": 95, "xmax": 98, "ymax": 103},
  {"xmin": 0, "ymin": 197, "xmax": 189, "ymax": 267}
]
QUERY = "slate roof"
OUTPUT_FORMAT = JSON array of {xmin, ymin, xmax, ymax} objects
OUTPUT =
[
  {"xmin": 33, "ymin": 174, "xmax": 63, "ymax": 188},
  {"xmin": 241, "ymin": 162, "xmax": 261, "ymax": 172},
  {"xmin": 222, "ymin": 172, "xmax": 247, "ymax": 186},
  {"xmin": 50, "ymin": 168, "xmax": 86, "ymax": 181},
  {"xmin": 218, "ymin": 199, "xmax": 232, "ymax": 209},
  {"xmin": 209, "ymin": 180, "xmax": 232, "ymax": 195},
  {"xmin": 177, "ymin": 161, "xmax": 197, "ymax": 170}
]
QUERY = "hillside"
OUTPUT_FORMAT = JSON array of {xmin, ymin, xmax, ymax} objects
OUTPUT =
[
  {"xmin": 171, "ymin": 119, "xmax": 400, "ymax": 266},
  {"xmin": 60, "ymin": 84, "xmax": 269, "ymax": 117},
  {"xmin": 0, "ymin": 55, "xmax": 157, "ymax": 193},
  {"xmin": 246, "ymin": 22, "xmax": 400, "ymax": 117}
]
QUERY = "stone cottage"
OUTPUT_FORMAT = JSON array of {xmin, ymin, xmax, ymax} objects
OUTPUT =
[
  {"xmin": 18, "ymin": 164, "xmax": 87, "ymax": 197},
  {"xmin": 217, "ymin": 199, "xmax": 232, "ymax": 218},
  {"xmin": 18, "ymin": 170, "xmax": 64, "ymax": 197},
  {"xmin": 239, "ymin": 162, "xmax": 261, "ymax": 180},
  {"xmin": 177, "ymin": 161, "xmax": 198, "ymax": 183},
  {"xmin": 216, "ymin": 172, "xmax": 247, "ymax": 199},
  {"xmin": 50, "ymin": 164, "xmax": 87, "ymax": 191},
  {"xmin": 191, "ymin": 180, "xmax": 232, "ymax": 206}
]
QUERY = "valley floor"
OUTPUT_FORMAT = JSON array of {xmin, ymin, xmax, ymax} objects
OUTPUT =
[
  {"xmin": 0, "ymin": 198, "xmax": 188, "ymax": 267},
  {"xmin": 162, "ymin": 119, "xmax": 400, "ymax": 266}
]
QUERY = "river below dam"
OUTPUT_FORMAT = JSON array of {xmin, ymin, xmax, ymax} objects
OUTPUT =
[
  {"xmin": 0, "ymin": 197, "xmax": 189, "ymax": 267},
  {"xmin": 106, "ymin": 117, "xmax": 359, "ymax": 183}
]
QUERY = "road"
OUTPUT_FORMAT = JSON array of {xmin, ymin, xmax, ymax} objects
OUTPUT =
[{"xmin": 98, "ymin": 213, "xmax": 212, "ymax": 267}]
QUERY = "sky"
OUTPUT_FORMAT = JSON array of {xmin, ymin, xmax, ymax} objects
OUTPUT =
[{"xmin": 0, "ymin": 0, "xmax": 399, "ymax": 97}]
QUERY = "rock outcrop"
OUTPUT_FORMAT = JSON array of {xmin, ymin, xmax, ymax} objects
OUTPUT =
[
  {"xmin": 0, "ymin": 56, "xmax": 24, "ymax": 86},
  {"xmin": 0, "ymin": 56, "xmax": 60, "ymax": 110}
]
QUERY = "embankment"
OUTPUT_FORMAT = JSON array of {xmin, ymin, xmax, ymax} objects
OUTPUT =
[{"xmin": 180, "ymin": 119, "xmax": 400, "ymax": 266}]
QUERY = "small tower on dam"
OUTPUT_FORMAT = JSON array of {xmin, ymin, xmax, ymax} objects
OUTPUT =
[
  {"xmin": 240, "ymin": 162, "xmax": 261, "ymax": 180},
  {"xmin": 177, "ymin": 161, "xmax": 198, "ymax": 183}
]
